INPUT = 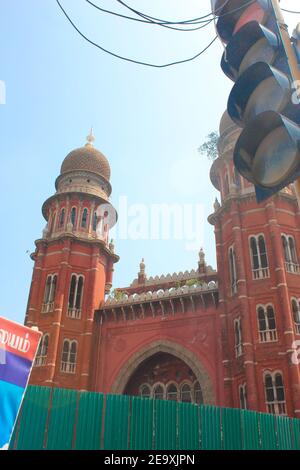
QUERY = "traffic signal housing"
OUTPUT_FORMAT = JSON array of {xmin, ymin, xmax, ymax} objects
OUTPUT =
[{"xmin": 212, "ymin": 0, "xmax": 300, "ymax": 202}]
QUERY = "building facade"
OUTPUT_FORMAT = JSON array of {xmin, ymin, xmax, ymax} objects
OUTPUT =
[{"xmin": 25, "ymin": 117, "xmax": 300, "ymax": 418}]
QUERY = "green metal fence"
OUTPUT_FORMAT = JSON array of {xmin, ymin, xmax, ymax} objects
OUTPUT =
[{"xmin": 9, "ymin": 386, "xmax": 300, "ymax": 450}]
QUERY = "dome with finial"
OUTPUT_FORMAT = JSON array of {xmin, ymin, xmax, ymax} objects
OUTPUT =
[
  {"xmin": 60, "ymin": 129, "xmax": 111, "ymax": 181},
  {"xmin": 139, "ymin": 258, "xmax": 145, "ymax": 273}
]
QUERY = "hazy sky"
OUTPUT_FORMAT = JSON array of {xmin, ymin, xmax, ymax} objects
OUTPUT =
[{"xmin": 0, "ymin": 0, "xmax": 299, "ymax": 323}]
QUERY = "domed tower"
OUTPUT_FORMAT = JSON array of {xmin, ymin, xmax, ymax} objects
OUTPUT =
[
  {"xmin": 209, "ymin": 112, "xmax": 300, "ymax": 418},
  {"xmin": 25, "ymin": 131, "xmax": 119, "ymax": 390}
]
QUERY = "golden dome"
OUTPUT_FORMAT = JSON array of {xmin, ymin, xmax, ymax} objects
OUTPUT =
[{"xmin": 60, "ymin": 131, "xmax": 111, "ymax": 181}]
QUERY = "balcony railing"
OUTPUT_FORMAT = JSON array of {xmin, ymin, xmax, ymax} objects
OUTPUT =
[
  {"xmin": 67, "ymin": 308, "xmax": 82, "ymax": 319},
  {"xmin": 259, "ymin": 329, "xmax": 278, "ymax": 343},
  {"xmin": 285, "ymin": 262, "xmax": 300, "ymax": 274},
  {"xmin": 267, "ymin": 401, "xmax": 286, "ymax": 416},
  {"xmin": 34, "ymin": 356, "xmax": 46, "ymax": 367},
  {"xmin": 41, "ymin": 302, "xmax": 54, "ymax": 313},
  {"xmin": 60, "ymin": 362, "xmax": 76, "ymax": 374},
  {"xmin": 252, "ymin": 267, "xmax": 270, "ymax": 280}
]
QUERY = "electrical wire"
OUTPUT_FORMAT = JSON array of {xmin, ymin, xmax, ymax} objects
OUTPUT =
[
  {"xmin": 85, "ymin": 0, "xmax": 215, "ymax": 32},
  {"xmin": 281, "ymin": 9, "xmax": 300, "ymax": 14},
  {"xmin": 56, "ymin": 0, "xmax": 218, "ymax": 68},
  {"xmin": 115, "ymin": 0, "xmax": 257, "ymax": 25},
  {"xmin": 115, "ymin": 0, "xmax": 227, "ymax": 25}
]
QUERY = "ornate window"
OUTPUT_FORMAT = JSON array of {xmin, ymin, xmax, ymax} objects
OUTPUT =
[
  {"xmin": 140, "ymin": 384, "xmax": 151, "ymax": 399},
  {"xmin": 250, "ymin": 235, "xmax": 269, "ymax": 280},
  {"xmin": 239, "ymin": 383, "xmax": 247, "ymax": 410},
  {"xmin": 68, "ymin": 274, "xmax": 84, "ymax": 319},
  {"xmin": 70, "ymin": 207, "xmax": 77, "ymax": 227},
  {"xmin": 59, "ymin": 208, "xmax": 65, "ymax": 228},
  {"xmin": 234, "ymin": 318, "xmax": 243, "ymax": 357},
  {"xmin": 229, "ymin": 245, "xmax": 237, "ymax": 295},
  {"xmin": 61, "ymin": 339, "xmax": 77, "ymax": 373},
  {"xmin": 194, "ymin": 381, "xmax": 203, "ymax": 405},
  {"xmin": 138, "ymin": 381, "xmax": 203, "ymax": 404},
  {"xmin": 153, "ymin": 384, "xmax": 164, "ymax": 400},
  {"xmin": 42, "ymin": 274, "xmax": 57, "ymax": 313},
  {"xmin": 264, "ymin": 372, "xmax": 286, "ymax": 415},
  {"xmin": 224, "ymin": 172, "xmax": 230, "ymax": 196},
  {"xmin": 282, "ymin": 235, "xmax": 299, "ymax": 274},
  {"xmin": 50, "ymin": 211, "xmax": 57, "ymax": 233},
  {"xmin": 180, "ymin": 383, "xmax": 192, "ymax": 403},
  {"xmin": 92, "ymin": 212, "xmax": 98, "ymax": 231},
  {"xmin": 35, "ymin": 334, "xmax": 49, "ymax": 367},
  {"xmin": 257, "ymin": 305, "xmax": 278, "ymax": 342},
  {"xmin": 166, "ymin": 383, "xmax": 178, "ymax": 401},
  {"xmin": 291, "ymin": 298, "xmax": 300, "ymax": 334},
  {"xmin": 234, "ymin": 168, "xmax": 241, "ymax": 188},
  {"xmin": 81, "ymin": 208, "xmax": 89, "ymax": 229}
]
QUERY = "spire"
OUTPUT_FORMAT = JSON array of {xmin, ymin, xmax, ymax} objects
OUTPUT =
[
  {"xmin": 86, "ymin": 127, "xmax": 95, "ymax": 147},
  {"xmin": 138, "ymin": 258, "xmax": 147, "ymax": 284},
  {"xmin": 198, "ymin": 248, "xmax": 206, "ymax": 274}
]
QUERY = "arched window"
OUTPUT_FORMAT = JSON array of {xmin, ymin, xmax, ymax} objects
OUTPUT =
[
  {"xmin": 70, "ymin": 207, "xmax": 77, "ymax": 227},
  {"xmin": 59, "ymin": 208, "xmax": 65, "ymax": 228},
  {"xmin": 42, "ymin": 274, "xmax": 57, "ymax": 313},
  {"xmin": 35, "ymin": 333, "xmax": 49, "ymax": 367},
  {"xmin": 250, "ymin": 235, "xmax": 269, "ymax": 279},
  {"xmin": 68, "ymin": 275, "xmax": 84, "ymax": 319},
  {"xmin": 234, "ymin": 168, "xmax": 241, "ymax": 188},
  {"xmin": 194, "ymin": 381, "xmax": 203, "ymax": 405},
  {"xmin": 258, "ymin": 236, "xmax": 268, "ymax": 268},
  {"xmin": 229, "ymin": 245, "xmax": 237, "ymax": 295},
  {"xmin": 250, "ymin": 237, "xmax": 259, "ymax": 270},
  {"xmin": 50, "ymin": 211, "xmax": 57, "ymax": 233},
  {"xmin": 289, "ymin": 237, "xmax": 297, "ymax": 264},
  {"xmin": 166, "ymin": 383, "xmax": 178, "ymax": 401},
  {"xmin": 282, "ymin": 235, "xmax": 290, "ymax": 263},
  {"xmin": 81, "ymin": 208, "xmax": 88, "ymax": 229},
  {"xmin": 61, "ymin": 339, "xmax": 77, "ymax": 373},
  {"xmin": 180, "ymin": 383, "xmax": 192, "ymax": 403},
  {"xmin": 257, "ymin": 305, "xmax": 277, "ymax": 342},
  {"xmin": 224, "ymin": 173, "xmax": 230, "ymax": 196},
  {"xmin": 292, "ymin": 299, "xmax": 300, "ymax": 334},
  {"xmin": 234, "ymin": 318, "xmax": 243, "ymax": 357},
  {"xmin": 239, "ymin": 384, "xmax": 247, "ymax": 410},
  {"xmin": 264, "ymin": 372, "xmax": 286, "ymax": 415},
  {"xmin": 153, "ymin": 384, "xmax": 164, "ymax": 400},
  {"xmin": 282, "ymin": 234, "xmax": 299, "ymax": 273},
  {"xmin": 140, "ymin": 384, "xmax": 151, "ymax": 399},
  {"xmin": 43, "ymin": 276, "xmax": 52, "ymax": 304},
  {"xmin": 93, "ymin": 212, "xmax": 98, "ymax": 231}
]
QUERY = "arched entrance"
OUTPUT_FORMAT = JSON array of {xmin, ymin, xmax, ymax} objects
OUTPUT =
[{"xmin": 111, "ymin": 340, "xmax": 215, "ymax": 405}]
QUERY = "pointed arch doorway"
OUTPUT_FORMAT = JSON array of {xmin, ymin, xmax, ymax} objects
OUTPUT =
[{"xmin": 111, "ymin": 340, "xmax": 215, "ymax": 405}]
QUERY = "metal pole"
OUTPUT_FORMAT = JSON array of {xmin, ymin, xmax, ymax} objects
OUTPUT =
[{"xmin": 270, "ymin": 0, "xmax": 300, "ymax": 206}]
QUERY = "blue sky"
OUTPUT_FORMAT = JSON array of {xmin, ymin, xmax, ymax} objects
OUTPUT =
[{"xmin": 0, "ymin": 0, "xmax": 299, "ymax": 323}]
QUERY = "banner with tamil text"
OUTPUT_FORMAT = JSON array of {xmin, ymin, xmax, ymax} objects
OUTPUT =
[{"xmin": 0, "ymin": 317, "xmax": 41, "ymax": 450}]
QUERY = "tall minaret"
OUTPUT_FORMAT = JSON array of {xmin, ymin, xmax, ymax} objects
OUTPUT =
[
  {"xmin": 209, "ymin": 111, "xmax": 300, "ymax": 418},
  {"xmin": 25, "ymin": 131, "xmax": 119, "ymax": 390}
]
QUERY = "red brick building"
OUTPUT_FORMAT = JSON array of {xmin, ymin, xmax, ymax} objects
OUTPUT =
[{"xmin": 25, "ymin": 117, "xmax": 300, "ymax": 418}]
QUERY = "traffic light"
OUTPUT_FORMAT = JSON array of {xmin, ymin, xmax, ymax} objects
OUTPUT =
[{"xmin": 212, "ymin": 0, "xmax": 300, "ymax": 202}]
